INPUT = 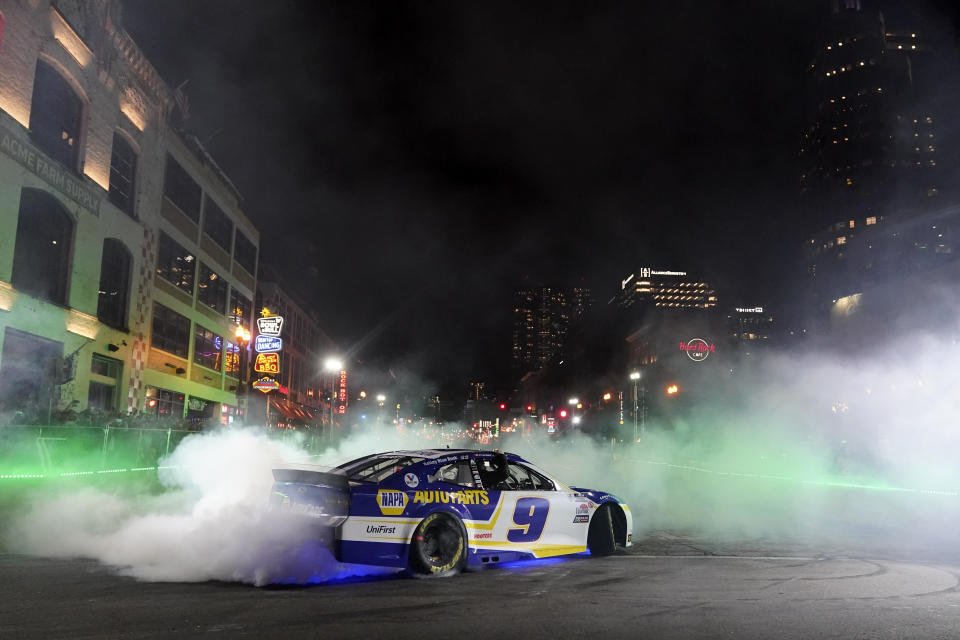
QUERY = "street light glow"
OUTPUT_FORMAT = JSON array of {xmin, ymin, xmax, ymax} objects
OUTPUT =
[
  {"xmin": 630, "ymin": 371, "xmax": 641, "ymax": 380},
  {"xmin": 568, "ymin": 397, "xmax": 578, "ymax": 405},
  {"xmin": 324, "ymin": 357, "xmax": 343, "ymax": 372}
]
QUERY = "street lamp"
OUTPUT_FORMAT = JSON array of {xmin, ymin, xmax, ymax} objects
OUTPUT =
[
  {"xmin": 234, "ymin": 325, "xmax": 252, "ymax": 424},
  {"xmin": 629, "ymin": 371, "xmax": 641, "ymax": 442}
]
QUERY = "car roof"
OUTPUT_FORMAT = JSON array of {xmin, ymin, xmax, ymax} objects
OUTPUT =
[{"xmin": 334, "ymin": 449, "xmax": 526, "ymax": 470}]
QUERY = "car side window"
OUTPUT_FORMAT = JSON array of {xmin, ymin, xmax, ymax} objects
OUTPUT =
[
  {"xmin": 429, "ymin": 461, "xmax": 476, "ymax": 487},
  {"xmin": 508, "ymin": 463, "xmax": 556, "ymax": 491}
]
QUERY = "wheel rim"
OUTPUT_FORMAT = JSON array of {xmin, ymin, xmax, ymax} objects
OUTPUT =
[{"xmin": 418, "ymin": 517, "xmax": 462, "ymax": 571}]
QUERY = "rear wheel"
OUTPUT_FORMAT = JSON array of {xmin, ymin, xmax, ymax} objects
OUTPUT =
[
  {"xmin": 409, "ymin": 512, "xmax": 467, "ymax": 576},
  {"xmin": 588, "ymin": 504, "xmax": 617, "ymax": 556}
]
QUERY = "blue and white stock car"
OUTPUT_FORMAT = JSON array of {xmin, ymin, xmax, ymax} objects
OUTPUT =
[{"xmin": 270, "ymin": 449, "xmax": 632, "ymax": 576}]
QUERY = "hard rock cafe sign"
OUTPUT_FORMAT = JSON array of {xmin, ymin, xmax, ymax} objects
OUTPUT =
[{"xmin": 679, "ymin": 338, "xmax": 715, "ymax": 362}]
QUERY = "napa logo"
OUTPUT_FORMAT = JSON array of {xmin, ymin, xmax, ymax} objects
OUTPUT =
[{"xmin": 377, "ymin": 490, "xmax": 408, "ymax": 516}]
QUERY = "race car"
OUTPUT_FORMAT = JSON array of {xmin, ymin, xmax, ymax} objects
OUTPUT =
[{"xmin": 270, "ymin": 448, "xmax": 632, "ymax": 575}]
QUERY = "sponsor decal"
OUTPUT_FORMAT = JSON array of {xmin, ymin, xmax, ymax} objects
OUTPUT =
[
  {"xmin": 404, "ymin": 472, "xmax": 420, "ymax": 488},
  {"xmin": 289, "ymin": 502, "xmax": 323, "ymax": 517},
  {"xmin": 376, "ymin": 490, "xmax": 408, "ymax": 516},
  {"xmin": 423, "ymin": 456, "xmax": 457, "ymax": 467},
  {"xmin": 413, "ymin": 490, "xmax": 489, "ymax": 506},
  {"xmin": 679, "ymin": 338, "xmax": 715, "ymax": 362},
  {"xmin": 473, "ymin": 532, "xmax": 493, "ymax": 540},
  {"xmin": 365, "ymin": 524, "xmax": 397, "ymax": 534},
  {"xmin": 573, "ymin": 515, "xmax": 590, "ymax": 523},
  {"xmin": 575, "ymin": 503, "xmax": 590, "ymax": 516}
]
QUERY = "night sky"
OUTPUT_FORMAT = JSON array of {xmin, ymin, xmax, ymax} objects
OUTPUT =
[{"xmin": 120, "ymin": 1, "xmax": 960, "ymax": 393}]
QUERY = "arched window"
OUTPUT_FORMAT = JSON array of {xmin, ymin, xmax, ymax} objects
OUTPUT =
[
  {"xmin": 29, "ymin": 60, "xmax": 83, "ymax": 170},
  {"xmin": 11, "ymin": 189, "xmax": 74, "ymax": 305},
  {"xmin": 108, "ymin": 132, "xmax": 137, "ymax": 217},
  {"xmin": 97, "ymin": 238, "xmax": 131, "ymax": 330}
]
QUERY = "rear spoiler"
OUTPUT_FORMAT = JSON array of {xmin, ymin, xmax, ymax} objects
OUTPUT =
[{"xmin": 272, "ymin": 468, "xmax": 349, "ymax": 491}]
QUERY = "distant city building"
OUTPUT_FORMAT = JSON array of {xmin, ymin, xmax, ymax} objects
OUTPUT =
[
  {"xmin": 511, "ymin": 286, "xmax": 591, "ymax": 374},
  {"xmin": 799, "ymin": 1, "xmax": 959, "ymax": 319},
  {"xmin": 0, "ymin": 0, "xmax": 260, "ymax": 427},
  {"xmin": 615, "ymin": 268, "xmax": 717, "ymax": 312},
  {"xmin": 726, "ymin": 306, "xmax": 774, "ymax": 343},
  {"xmin": 467, "ymin": 381, "xmax": 487, "ymax": 401}
]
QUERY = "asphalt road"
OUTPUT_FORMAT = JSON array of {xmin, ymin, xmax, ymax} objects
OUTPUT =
[{"xmin": 3, "ymin": 533, "xmax": 960, "ymax": 640}]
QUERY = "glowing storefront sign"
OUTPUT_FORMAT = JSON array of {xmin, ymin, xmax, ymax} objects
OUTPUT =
[
  {"xmin": 337, "ymin": 370, "xmax": 348, "ymax": 414},
  {"xmin": 256, "ymin": 316, "xmax": 284, "ymax": 336},
  {"xmin": 255, "ymin": 335, "xmax": 282, "ymax": 353},
  {"xmin": 254, "ymin": 352, "xmax": 280, "ymax": 374},
  {"xmin": 679, "ymin": 338, "xmax": 715, "ymax": 362},
  {"xmin": 253, "ymin": 377, "xmax": 280, "ymax": 393},
  {"xmin": 735, "ymin": 307, "xmax": 763, "ymax": 313}
]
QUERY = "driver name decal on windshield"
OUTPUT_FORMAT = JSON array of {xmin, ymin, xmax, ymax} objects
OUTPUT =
[{"xmin": 413, "ymin": 490, "xmax": 489, "ymax": 505}]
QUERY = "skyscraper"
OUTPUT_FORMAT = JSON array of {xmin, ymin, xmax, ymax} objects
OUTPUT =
[
  {"xmin": 511, "ymin": 286, "xmax": 591, "ymax": 374},
  {"xmin": 799, "ymin": 0, "xmax": 957, "ymax": 315}
]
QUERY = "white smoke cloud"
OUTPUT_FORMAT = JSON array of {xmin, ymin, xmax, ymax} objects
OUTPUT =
[
  {"xmin": 3, "ymin": 428, "xmax": 396, "ymax": 585},
  {"xmin": 8, "ymin": 331, "xmax": 960, "ymax": 585}
]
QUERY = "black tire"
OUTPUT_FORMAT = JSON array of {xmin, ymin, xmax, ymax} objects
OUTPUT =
[
  {"xmin": 409, "ymin": 512, "xmax": 467, "ymax": 576},
  {"xmin": 587, "ymin": 504, "xmax": 617, "ymax": 556}
]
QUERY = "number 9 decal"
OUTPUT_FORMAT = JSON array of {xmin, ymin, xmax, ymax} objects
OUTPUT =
[{"xmin": 507, "ymin": 497, "xmax": 550, "ymax": 542}]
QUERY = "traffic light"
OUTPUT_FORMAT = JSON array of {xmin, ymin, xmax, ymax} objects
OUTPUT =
[
  {"xmin": 526, "ymin": 404, "xmax": 534, "ymax": 413},
  {"xmin": 499, "ymin": 403, "xmax": 507, "ymax": 410},
  {"xmin": 559, "ymin": 409, "xmax": 568, "ymax": 418}
]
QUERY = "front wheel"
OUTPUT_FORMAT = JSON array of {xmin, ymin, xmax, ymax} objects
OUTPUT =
[
  {"xmin": 409, "ymin": 512, "xmax": 467, "ymax": 576},
  {"xmin": 587, "ymin": 504, "xmax": 617, "ymax": 556}
]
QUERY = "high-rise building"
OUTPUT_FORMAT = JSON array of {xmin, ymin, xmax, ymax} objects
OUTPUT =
[
  {"xmin": 615, "ymin": 268, "xmax": 717, "ymax": 312},
  {"xmin": 511, "ymin": 286, "xmax": 591, "ymax": 374},
  {"xmin": 799, "ymin": 1, "xmax": 958, "ymax": 315}
]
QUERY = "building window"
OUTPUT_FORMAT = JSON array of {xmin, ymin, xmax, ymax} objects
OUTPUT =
[
  {"xmin": 866, "ymin": 216, "xmax": 877, "ymax": 225},
  {"xmin": 187, "ymin": 396, "xmax": 216, "ymax": 427},
  {"xmin": 0, "ymin": 328, "xmax": 61, "ymax": 412},
  {"xmin": 145, "ymin": 386, "xmax": 184, "ymax": 419},
  {"xmin": 225, "ymin": 341, "xmax": 240, "ymax": 377},
  {"xmin": 156, "ymin": 232, "xmax": 195, "ymax": 296},
  {"xmin": 108, "ymin": 132, "xmax": 137, "ymax": 217},
  {"xmin": 88, "ymin": 354, "xmax": 122, "ymax": 411},
  {"xmin": 229, "ymin": 288, "xmax": 252, "ymax": 325},
  {"xmin": 29, "ymin": 60, "xmax": 83, "ymax": 170},
  {"xmin": 97, "ymin": 239, "xmax": 131, "ymax": 330},
  {"xmin": 163, "ymin": 155, "xmax": 201, "ymax": 223},
  {"xmin": 193, "ymin": 325, "xmax": 222, "ymax": 370},
  {"xmin": 12, "ymin": 189, "xmax": 73, "ymax": 305},
  {"xmin": 202, "ymin": 196, "xmax": 233, "ymax": 252},
  {"xmin": 234, "ymin": 230, "xmax": 257, "ymax": 274},
  {"xmin": 151, "ymin": 302, "xmax": 190, "ymax": 358},
  {"xmin": 197, "ymin": 263, "xmax": 227, "ymax": 314}
]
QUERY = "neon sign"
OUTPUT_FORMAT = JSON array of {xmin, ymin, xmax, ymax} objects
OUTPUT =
[
  {"xmin": 254, "ymin": 352, "xmax": 280, "ymax": 374},
  {"xmin": 256, "ymin": 316, "xmax": 283, "ymax": 336},
  {"xmin": 680, "ymin": 338, "xmax": 715, "ymax": 362},
  {"xmin": 337, "ymin": 370, "xmax": 348, "ymax": 414},
  {"xmin": 255, "ymin": 335, "xmax": 282, "ymax": 353}
]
